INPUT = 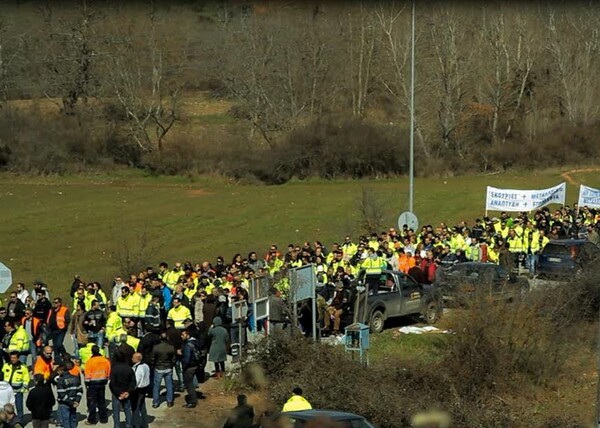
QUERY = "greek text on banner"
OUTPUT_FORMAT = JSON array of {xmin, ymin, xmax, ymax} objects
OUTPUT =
[
  {"xmin": 578, "ymin": 184, "xmax": 600, "ymax": 209},
  {"xmin": 486, "ymin": 183, "xmax": 566, "ymax": 212}
]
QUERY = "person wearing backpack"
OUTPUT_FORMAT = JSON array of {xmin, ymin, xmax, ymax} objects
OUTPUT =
[{"xmin": 180, "ymin": 329, "xmax": 200, "ymax": 408}]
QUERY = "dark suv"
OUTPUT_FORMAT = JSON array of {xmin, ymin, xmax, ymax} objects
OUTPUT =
[
  {"xmin": 538, "ymin": 239, "xmax": 600, "ymax": 279},
  {"xmin": 434, "ymin": 262, "xmax": 530, "ymax": 305}
]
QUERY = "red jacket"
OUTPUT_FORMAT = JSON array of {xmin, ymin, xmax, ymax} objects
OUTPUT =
[{"xmin": 419, "ymin": 259, "xmax": 437, "ymax": 284}]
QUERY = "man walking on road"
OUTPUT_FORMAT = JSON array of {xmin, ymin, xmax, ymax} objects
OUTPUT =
[
  {"xmin": 150, "ymin": 333, "xmax": 176, "ymax": 409},
  {"xmin": 54, "ymin": 360, "xmax": 83, "ymax": 428},
  {"xmin": 83, "ymin": 345, "xmax": 110, "ymax": 425},
  {"xmin": 109, "ymin": 352, "xmax": 136, "ymax": 428},
  {"xmin": 180, "ymin": 330, "xmax": 199, "ymax": 409},
  {"xmin": 26, "ymin": 374, "xmax": 55, "ymax": 428},
  {"xmin": 47, "ymin": 299, "xmax": 70, "ymax": 361},
  {"xmin": 2, "ymin": 352, "xmax": 29, "ymax": 420}
]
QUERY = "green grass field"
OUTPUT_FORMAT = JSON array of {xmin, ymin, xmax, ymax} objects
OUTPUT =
[{"xmin": 0, "ymin": 166, "xmax": 598, "ymax": 298}]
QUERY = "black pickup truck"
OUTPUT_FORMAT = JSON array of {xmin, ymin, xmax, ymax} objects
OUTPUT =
[{"xmin": 351, "ymin": 269, "xmax": 444, "ymax": 333}]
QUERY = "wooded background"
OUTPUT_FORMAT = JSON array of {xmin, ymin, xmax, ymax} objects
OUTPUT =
[{"xmin": 0, "ymin": 1, "xmax": 599, "ymax": 182}]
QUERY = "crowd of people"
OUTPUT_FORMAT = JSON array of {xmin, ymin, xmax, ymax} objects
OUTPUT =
[{"xmin": 0, "ymin": 204, "xmax": 597, "ymax": 428}]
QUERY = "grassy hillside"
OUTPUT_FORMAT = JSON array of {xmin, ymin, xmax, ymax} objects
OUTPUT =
[{"xmin": 0, "ymin": 167, "xmax": 598, "ymax": 298}]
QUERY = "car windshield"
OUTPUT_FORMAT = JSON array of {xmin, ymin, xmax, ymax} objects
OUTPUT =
[{"xmin": 542, "ymin": 244, "xmax": 577, "ymax": 257}]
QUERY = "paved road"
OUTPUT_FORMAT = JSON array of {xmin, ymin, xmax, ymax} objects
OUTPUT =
[{"xmin": 19, "ymin": 338, "xmax": 174, "ymax": 427}]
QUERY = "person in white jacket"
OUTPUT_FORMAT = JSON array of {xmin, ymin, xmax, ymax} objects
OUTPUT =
[
  {"xmin": 0, "ymin": 371, "xmax": 15, "ymax": 408},
  {"xmin": 15, "ymin": 283, "xmax": 30, "ymax": 305}
]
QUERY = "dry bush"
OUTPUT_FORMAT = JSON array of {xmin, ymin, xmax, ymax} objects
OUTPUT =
[
  {"xmin": 0, "ymin": 107, "xmax": 116, "ymax": 174},
  {"xmin": 252, "ymin": 335, "xmax": 439, "ymax": 427},
  {"xmin": 278, "ymin": 117, "xmax": 410, "ymax": 180},
  {"xmin": 110, "ymin": 220, "xmax": 159, "ymax": 277},
  {"xmin": 357, "ymin": 186, "xmax": 389, "ymax": 236},
  {"xmin": 251, "ymin": 266, "xmax": 600, "ymax": 427}
]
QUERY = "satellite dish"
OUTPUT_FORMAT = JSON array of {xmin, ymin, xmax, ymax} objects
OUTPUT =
[
  {"xmin": 398, "ymin": 211, "xmax": 419, "ymax": 232},
  {"xmin": 0, "ymin": 262, "xmax": 12, "ymax": 294}
]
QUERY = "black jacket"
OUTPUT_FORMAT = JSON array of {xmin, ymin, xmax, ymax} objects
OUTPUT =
[
  {"xmin": 54, "ymin": 371, "xmax": 83, "ymax": 407},
  {"xmin": 6, "ymin": 300, "xmax": 25, "ymax": 323},
  {"xmin": 33, "ymin": 299, "xmax": 52, "ymax": 323},
  {"xmin": 26, "ymin": 382, "xmax": 56, "ymax": 420},
  {"xmin": 150, "ymin": 340, "xmax": 176, "ymax": 371},
  {"xmin": 138, "ymin": 332, "xmax": 161, "ymax": 366},
  {"xmin": 165, "ymin": 326, "xmax": 182, "ymax": 351},
  {"xmin": 114, "ymin": 343, "xmax": 135, "ymax": 367},
  {"xmin": 181, "ymin": 338, "xmax": 199, "ymax": 370},
  {"xmin": 83, "ymin": 309, "xmax": 106, "ymax": 333},
  {"xmin": 109, "ymin": 362, "xmax": 136, "ymax": 396}
]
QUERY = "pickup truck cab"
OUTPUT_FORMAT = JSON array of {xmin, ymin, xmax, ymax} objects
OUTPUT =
[{"xmin": 351, "ymin": 269, "xmax": 443, "ymax": 333}]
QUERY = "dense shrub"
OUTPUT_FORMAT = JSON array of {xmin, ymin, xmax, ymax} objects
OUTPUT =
[
  {"xmin": 276, "ymin": 117, "xmax": 410, "ymax": 179},
  {"xmin": 0, "ymin": 107, "xmax": 116, "ymax": 174}
]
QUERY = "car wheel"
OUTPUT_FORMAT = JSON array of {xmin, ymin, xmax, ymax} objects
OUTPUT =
[
  {"xmin": 423, "ymin": 301, "xmax": 440, "ymax": 324},
  {"xmin": 369, "ymin": 310, "xmax": 385, "ymax": 333}
]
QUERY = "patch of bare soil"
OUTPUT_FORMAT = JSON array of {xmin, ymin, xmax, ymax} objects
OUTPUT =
[
  {"xmin": 171, "ymin": 376, "xmax": 272, "ymax": 428},
  {"xmin": 561, "ymin": 167, "xmax": 600, "ymax": 185},
  {"xmin": 186, "ymin": 189, "xmax": 213, "ymax": 197}
]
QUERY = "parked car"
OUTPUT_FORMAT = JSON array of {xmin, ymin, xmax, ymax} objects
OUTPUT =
[
  {"xmin": 269, "ymin": 410, "xmax": 376, "ymax": 428},
  {"xmin": 434, "ymin": 262, "xmax": 529, "ymax": 305},
  {"xmin": 350, "ymin": 269, "xmax": 443, "ymax": 333},
  {"xmin": 537, "ymin": 239, "xmax": 600, "ymax": 279}
]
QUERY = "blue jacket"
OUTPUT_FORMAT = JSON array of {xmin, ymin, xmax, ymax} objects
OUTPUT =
[
  {"xmin": 181, "ymin": 337, "xmax": 199, "ymax": 370},
  {"xmin": 161, "ymin": 286, "xmax": 172, "ymax": 311}
]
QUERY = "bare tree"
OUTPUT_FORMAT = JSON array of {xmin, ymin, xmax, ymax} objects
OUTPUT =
[
  {"xmin": 36, "ymin": 1, "xmax": 97, "ymax": 114},
  {"xmin": 477, "ymin": 7, "xmax": 536, "ymax": 144},
  {"xmin": 546, "ymin": 6, "xmax": 600, "ymax": 125},
  {"xmin": 102, "ymin": 6, "xmax": 182, "ymax": 156},
  {"xmin": 346, "ymin": 3, "xmax": 376, "ymax": 117},
  {"xmin": 215, "ymin": 6, "xmax": 335, "ymax": 147},
  {"xmin": 376, "ymin": 3, "xmax": 430, "ymax": 158},
  {"xmin": 428, "ymin": 5, "xmax": 471, "ymax": 158}
]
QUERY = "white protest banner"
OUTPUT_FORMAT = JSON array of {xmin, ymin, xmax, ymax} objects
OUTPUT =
[
  {"xmin": 578, "ymin": 184, "xmax": 600, "ymax": 208},
  {"xmin": 486, "ymin": 183, "xmax": 566, "ymax": 212}
]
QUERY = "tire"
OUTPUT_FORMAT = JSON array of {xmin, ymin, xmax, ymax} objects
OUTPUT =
[
  {"xmin": 422, "ymin": 300, "xmax": 440, "ymax": 324},
  {"xmin": 369, "ymin": 310, "xmax": 385, "ymax": 333}
]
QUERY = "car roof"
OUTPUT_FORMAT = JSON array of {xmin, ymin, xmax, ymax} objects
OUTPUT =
[
  {"xmin": 451, "ymin": 262, "xmax": 492, "ymax": 266},
  {"xmin": 280, "ymin": 409, "xmax": 366, "ymax": 421},
  {"xmin": 546, "ymin": 239, "xmax": 589, "ymax": 246},
  {"xmin": 447, "ymin": 262, "xmax": 496, "ymax": 269}
]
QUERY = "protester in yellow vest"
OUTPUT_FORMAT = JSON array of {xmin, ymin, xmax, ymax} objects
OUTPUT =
[
  {"xmin": 341, "ymin": 236, "xmax": 358, "ymax": 259},
  {"xmin": 3, "ymin": 351, "xmax": 29, "ymax": 418},
  {"xmin": 105, "ymin": 306, "xmax": 124, "ymax": 342},
  {"xmin": 8, "ymin": 322, "xmax": 30, "ymax": 359},
  {"xmin": 167, "ymin": 297, "xmax": 191, "ymax": 330},
  {"xmin": 282, "ymin": 387, "xmax": 312, "ymax": 412},
  {"xmin": 361, "ymin": 248, "xmax": 383, "ymax": 275},
  {"xmin": 79, "ymin": 338, "xmax": 105, "ymax": 371},
  {"xmin": 116, "ymin": 287, "xmax": 139, "ymax": 319},
  {"xmin": 125, "ymin": 328, "xmax": 140, "ymax": 351},
  {"xmin": 137, "ymin": 286, "xmax": 152, "ymax": 319}
]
